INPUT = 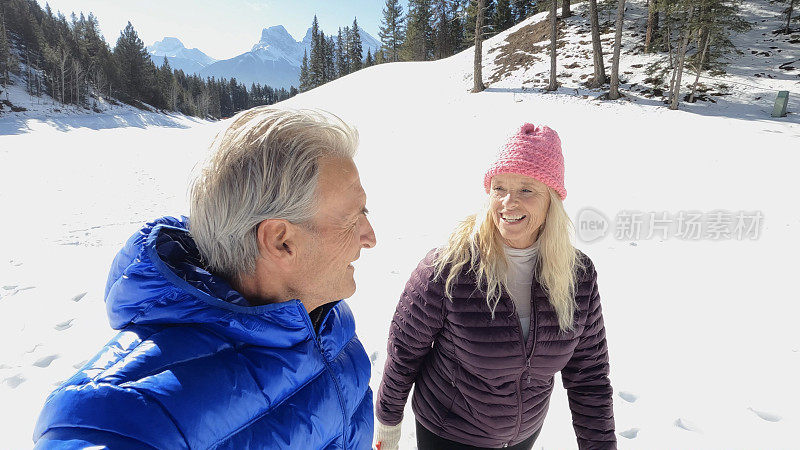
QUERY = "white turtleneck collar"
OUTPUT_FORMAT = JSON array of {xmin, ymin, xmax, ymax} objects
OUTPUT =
[{"xmin": 503, "ymin": 240, "xmax": 539, "ymax": 341}]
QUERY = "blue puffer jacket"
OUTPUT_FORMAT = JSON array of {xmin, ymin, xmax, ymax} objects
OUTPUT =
[{"xmin": 33, "ymin": 217, "xmax": 374, "ymax": 449}]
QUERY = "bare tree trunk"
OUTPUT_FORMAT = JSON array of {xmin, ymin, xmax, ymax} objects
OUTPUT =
[
  {"xmin": 73, "ymin": 60, "xmax": 82, "ymax": 107},
  {"xmin": 588, "ymin": 0, "xmax": 606, "ymax": 86},
  {"xmin": 472, "ymin": 0, "xmax": 486, "ymax": 92},
  {"xmin": 689, "ymin": 32, "xmax": 711, "ymax": 103},
  {"xmin": 547, "ymin": 0, "xmax": 558, "ymax": 91},
  {"xmin": 664, "ymin": 15, "xmax": 677, "ymax": 97},
  {"xmin": 59, "ymin": 61, "xmax": 66, "ymax": 104},
  {"xmin": 787, "ymin": 0, "xmax": 796, "ymax": 33},
  {"xmin": 645, "ymin": 0, "xmax": 656, "ymax": 51},
  {"xmin": 562, "ymin": 0, "xmax": 571, "ymax": 18},
  {"xmin": 665, "ymin": 18, "xmax": 673, "ymax": 68},
  {"xmin": 25, "ymin": 49, "xmax": 31, "ymax": 94},
  {"xmin": 670, "ymin": 5, "xmax": 694, "ymax": 110},
  {"xmin": 608, "ymin": 0, "xmax": 626, "ymax": 99}
]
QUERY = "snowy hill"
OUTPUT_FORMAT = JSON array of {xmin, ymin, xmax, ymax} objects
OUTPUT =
[
  {"xmin": 0, "ymin": 72, "xmax": 205, "ymax": 134},
  {"xmin": 198, "ymin": 25, "xmax": 382, "ymax": 89},
  {"xmin": 1, "ymin": 0, "xmax": 798, "ymax": 448},
  {"xmin": 148, "ymin": 37, "xmax": 216, "ymax": 75},
  {"xmin": 473, "ymin": 0, "xmax": 800, "ymax": 114}
]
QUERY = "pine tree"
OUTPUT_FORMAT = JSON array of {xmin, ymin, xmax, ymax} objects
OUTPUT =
[
  {"xmin": 0, "ymin": 13, "xmax": 10, "ymax": 91},
  {"xmin": 608, "ymin": 0, "xmax": 626, "ymax": 99},
  {"xmin": 365, "ymin": 48, "xmax": 374, "ymax": 66},
  {"xmin": 336, "ymin": 28, "xmax": 347, "ymax": 75},
  {"xmin": 546, "ymin": 0, "xmax": 558, "ymax": 91},
  {"xmin": 113, "ymin": 21, "xmax": 151, "ymax": 102},
  {"xmin": 158, "ymin": 56, "xmax": 174, "ymax": 109},
  {"xmin": 669, "ymin": 3, "xmax": 693, "ymax": 109},
  {"xmin": 433, "ymin": 0, "xmax": 451, "ymax": 59},
  {"xmin": 652, "ymin": 0, "xmax": 747, "ymax": 106},
  {"xmin": 342, "ymin": 26, "xmax": 353, "ymax": 75},
  {"xmin": 309, "ymin": 16, "xmax": 324, "ymax": 88},
  {"xmin": 472, "ymin": 0, "xmax": 486, "ymax": 92},
  {"xmin": 449, "ymin": 0, "xmax": 467, "ymax": 54},
  {"xmin": 786, "ymin": 0, "xmax": 797, "ymax": 33},
  {"xmin": 494, "ymin": 0, "xmax": 514, "ymax": 33},
  {"xmin": 324, "ymin": 35, "xmax": 336, "ymax": 80},
  {"xmin": 512, "ymin": 0, "xmax": 534, "ymax": 23},
  {"xmin": 466, "ymin": 0, "xmax": 496, "ymax": 43},
  {"xmin": 588, "ymin": 0, "xmax": 607, "ymax": 86},
  {"xmin": 299, "ymin": 49, "xmax": 310, "ymax": 91},
  {"xmin": 690, "ymin": 0, "xmax": 748, "ymax": 70},
  {"xmin": 349, "ymin": 18, "xmax": 363, "ymax": 71},
  {"xmin": 645, "ymin": 0, "xmax": 658, "ymax": 51},
  {"xmin": 485, "ymin": 0, "xmax": 498, "ymax": 37},
  {"xmin": 403, "ymin": 0, "xmax": 435, "ymax": 61},
  {"xmin": 379, "ymin": 0, "xmax": 405, "ymax": 62}
]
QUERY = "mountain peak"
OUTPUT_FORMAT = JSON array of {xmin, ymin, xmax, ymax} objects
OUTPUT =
[
  {"xmin": 150, "ymin": 37, "xmax": 185, "ymax": 52},
  {"xmin": 148, "ymin": 37, "xmax": 215, "ymax": 72},
  {"xmin": 258, "ymin": 25, "xmax": 296, "ymax": 44},
  {"xmin": 251, "ymin": 25, "xmax": 304, "ymax": 65}
]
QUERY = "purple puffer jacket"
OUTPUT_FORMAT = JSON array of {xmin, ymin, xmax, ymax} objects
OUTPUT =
[{"xmin": 376, "ymin": 249, "xmax": 616, "ymax": 449}]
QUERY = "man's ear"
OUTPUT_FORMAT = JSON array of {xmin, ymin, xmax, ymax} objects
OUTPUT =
[{"xmin": 255, "ymin": 219, "xmax": 297, "ymax": 267}]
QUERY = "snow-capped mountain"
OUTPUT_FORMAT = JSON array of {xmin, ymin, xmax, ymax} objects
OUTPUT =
[
  {"xmin": 198, "ymin": 25, "xmax": 382, "ymax": 90},
  {"xmin": 148, "ymin": 37, "xmax": 216, "ymax": 75},
  {"xmin": 250, "ymin": 25, "xmax": 306, "ymax": 67}
]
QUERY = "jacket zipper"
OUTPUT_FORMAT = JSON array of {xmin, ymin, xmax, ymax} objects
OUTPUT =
[
  {"xmin": 301, "ymin": 303, "xmax": 349, "ymax": 447},
  {"xmin": 509, "ymin": 281, "xmax": 537, "ymax": 446}
]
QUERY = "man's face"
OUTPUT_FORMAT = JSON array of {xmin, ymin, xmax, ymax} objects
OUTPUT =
[{"xmin": 293, "ymin": 156, "xmax": 376, "ymax": 305}]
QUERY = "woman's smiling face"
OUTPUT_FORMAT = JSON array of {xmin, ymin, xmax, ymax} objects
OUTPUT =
[{"xmin": 489, "ymin": 173, "xmax": 551, "ymax": 249}]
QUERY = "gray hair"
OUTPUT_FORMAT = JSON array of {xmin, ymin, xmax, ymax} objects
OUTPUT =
[{"xmin": 189, "ymin": 107, "xmax": 358, "ymax": 280}]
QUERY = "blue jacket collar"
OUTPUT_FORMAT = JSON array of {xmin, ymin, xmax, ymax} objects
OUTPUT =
[{"xmin": 103, "ymin": 217, "xmax": 345, "ymax": 348}]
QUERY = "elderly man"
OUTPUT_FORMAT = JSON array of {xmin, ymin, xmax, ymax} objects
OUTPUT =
[{"xmin": 33, "ymin": 108, "xmax": 377, "ymax": 449}]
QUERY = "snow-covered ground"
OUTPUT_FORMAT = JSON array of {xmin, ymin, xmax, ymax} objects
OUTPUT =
[
  {"xmin": 0, "ymin": 79, "xmax": 206, "ymax": 136},
  {"xmin": 1, "ymin": 0, "xmax": 799, "ymax": 448}
]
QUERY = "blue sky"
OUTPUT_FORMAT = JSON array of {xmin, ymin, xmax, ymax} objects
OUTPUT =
[{"xmin": 37, "ymin": 0, "xmax": 409, "ymax": 61}]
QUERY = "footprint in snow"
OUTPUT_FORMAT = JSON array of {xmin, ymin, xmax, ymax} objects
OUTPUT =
[
  {"xmin": 619, "ymin": 428, "xmax": 639, "ymax": 439},
  {"xmin": 71, "ymin": 292, "xmax": 87, "ymax": 302},
  {"xmin": 674, "ymin": 418, "xmax": 701, "ymax": 432},
  {"xmin": 4, "ymin": 374, "xmax": 25, "ymax": 388},
  {"xmin": 25, "ymin": 344, "xmax": 42, "ymax": 354},
  {"xmin": 33, "ymin": 354, "xmax": 60, "ymax": 368},
  {"xmin": 54, "ymin": 319, "xmax": 75, "ymax": 331},
  {"xmin": 748, "ymin": 407, "xmax": 782, "ymax": 422},
  {"xmin": 370, "ymin": 351, "xmax": 381, "ymax": 365},
  {"xmin": 2, "ymin": 285, "xmax": 18, "ymax": 290},
  {"xmin": 618, "ymin": 391, "xmax": 638, "ymax": 403},
  {"xmin": 72, "ymin": 359, "xmax": 89, "ymax": 369}
]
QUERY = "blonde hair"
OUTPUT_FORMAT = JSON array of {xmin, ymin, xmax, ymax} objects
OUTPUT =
[
  {"xmin": 190, "ymin": 107, "xmax": 358, "ymax": 280},
  {"xmin": 433, "ymin": 189, "xmax": 584, "ymax": 332}
]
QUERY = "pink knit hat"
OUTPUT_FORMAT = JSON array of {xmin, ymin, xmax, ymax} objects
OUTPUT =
[{"xmin": 483, "ymin": 123, "xmax": 567, "ymax": 200}]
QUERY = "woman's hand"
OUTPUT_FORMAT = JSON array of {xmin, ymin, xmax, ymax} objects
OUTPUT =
[{"xmin": 374, "ymin": 420, "xmax": 402, "ymax": 450}]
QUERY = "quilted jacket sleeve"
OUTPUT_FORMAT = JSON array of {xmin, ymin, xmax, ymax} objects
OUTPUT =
[
  {"xmin": 560, "ymin": 260, "xmax": 617, "ymax": 450},
  {"xmin": 375, "ymin": 252, "xmax": 445, "ymax": 426},
  {"xmin": 34, "ymin": 427, "xmax": 159, "ymax": 450}
]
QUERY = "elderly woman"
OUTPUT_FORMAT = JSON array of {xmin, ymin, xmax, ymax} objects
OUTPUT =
[{"xmin": 374, "ymin": 124, "xmax": 616, "ymax": 450}]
